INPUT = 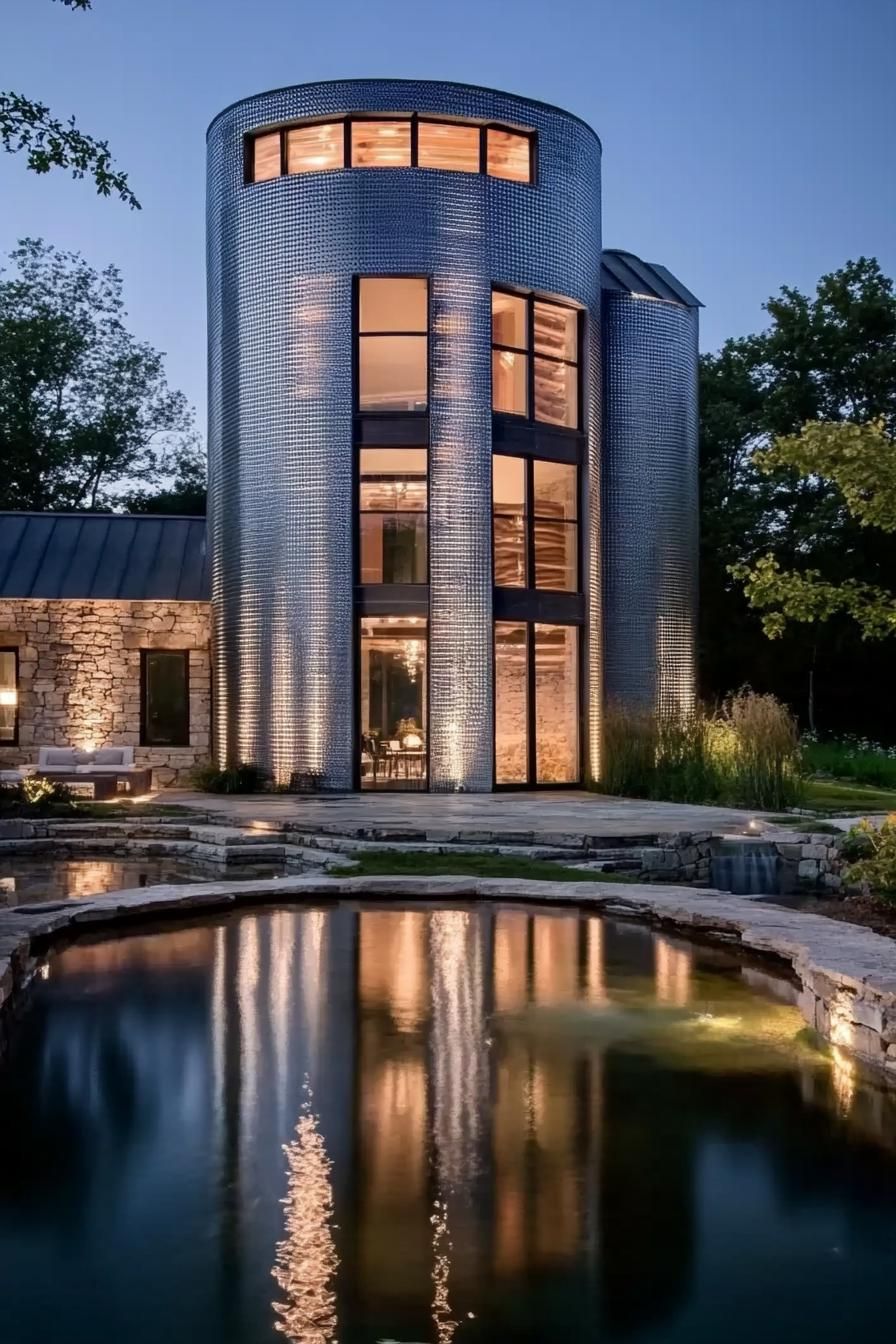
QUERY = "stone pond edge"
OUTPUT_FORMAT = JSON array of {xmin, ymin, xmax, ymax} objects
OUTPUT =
[{"xmin": 2, "ymin": 871, "xmax": 896, "ymax": 1078}]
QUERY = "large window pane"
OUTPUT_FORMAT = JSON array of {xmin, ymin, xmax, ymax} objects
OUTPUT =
[
  {"xmin": 351, "ymin": 120, "xmax": 412, "ymax": 167},
  {"xmin": 492, "ymin": 456, "xmax": 525, "ymax": 512},
  {"xmin": 418, "ymin": 121, "xmax": 479, "ymax": 172},
  {"xmin": 252, "ymin": 132, "xmax": 281, "ymax": 182},
  {"xmin": 287, "ymin": 121, "xmax": 344, "ymax": 174},
  {"xmin": 493, "ymin": 457, "xmax": 526, "ymax": 587},
  {"xmin": 534, "ymin": 357, "xmax": 578, "ymax": 428},
  {"xmin": 360, "ymin": 617, "xmax": 427, "ymax": 790},
  {"xmin": 359, "ymin": 336, "xmax": 427, "ymax": 410},
  {"xmin": 534, "ymin": 301, "xmax": 578, "ymax": 361},
  {"xmin": 533, "ymin": 461, "xmax": 577, "ymax": 520},
  {"xmin": 493, "ymin": 517, "xmax": 526, "ymax": 587},
  {"xmin": 534, "ymin": 520, "xmax": 577, "ymax": 590},
  {"xmin": 486, "ymin": 129, "xmax": 532, "ymax": 182},
  {"xmin": 0, "ymin": 650, "xmax": 18, "ymax": 743},
  {"xmin": 492, "ymin": 291, "xmax": 527, "ymax": 349},
  {"xmin": 360, "ymin": 515, "xmax": 427, "ymax": 583},
  {"xmin": 495, "ymin": 623, "xmax": 528, "ymax": 783},
  {"xmin": 492, "ymin": 350, "xmax": 527, "ymax": 416},
  {"xmin": 534, "ymin": 625, "xmax": 578, "ymax": 783},
  {"xmin": 359, "ymin": 277, "xmax": 428, "ymax": 333},
  {"xmin": 142, "ymin": 650, "xmax": 189, "ymax": 747}
]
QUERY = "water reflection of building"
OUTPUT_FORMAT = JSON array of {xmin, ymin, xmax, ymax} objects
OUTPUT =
[{"xmin": 27, "ymin": 904, "xmax": 892, "ymax": 1344}]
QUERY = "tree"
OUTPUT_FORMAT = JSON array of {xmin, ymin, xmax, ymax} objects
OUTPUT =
[
  {"xmin": 1, "ymin": 1, "xmax": 139, "ymax": 208},
  {"xmin": 733, "ymin": 418, "xmax": 896, "ymax": 639},
  {"xmin": 0, "ymin": 238, "xmax": 203, "ymax": 511},
  {"xmin": 699, "ymin": 258, "xmax": 896, "ymax": 736}
]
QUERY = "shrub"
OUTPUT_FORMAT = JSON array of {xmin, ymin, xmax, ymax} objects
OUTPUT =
[
  {"xmin": 844, "ymin": 815, "xmax": 896, "ymax": 900},
  {"xmin": 596, "ymin": 689, "xmax": 804, "ymax": 811},
  {"xmin": 189, "ymin": 760, "xmax": 269, "ymax": 794},
  {"xmin": 0, "ymin": 777, "xmax": 73, "ymax": 816}
]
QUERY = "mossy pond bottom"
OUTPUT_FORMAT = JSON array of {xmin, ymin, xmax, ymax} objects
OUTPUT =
[{"xmin": 1, "ymin": 902, "xmax": 895, "ymax": 1343}]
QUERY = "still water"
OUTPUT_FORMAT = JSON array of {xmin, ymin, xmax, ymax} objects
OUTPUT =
[
  {"xmin": 0, "ymin": 903, "xmax": 895, "ymax": 1344},
  {"xmin": 0, "ymin": 854, "xmax": 286, "ymax": 905}
]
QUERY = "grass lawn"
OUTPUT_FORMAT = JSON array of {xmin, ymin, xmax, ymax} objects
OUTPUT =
[
  {"xmin": 803, "ymin": 779, "xmax": 896, "ymax": 815},
  {"xmin": 328, "ymin": 851, "xmax": 636, "ymax": 883}
]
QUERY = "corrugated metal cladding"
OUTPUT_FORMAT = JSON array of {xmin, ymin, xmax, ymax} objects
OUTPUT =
[
  {"xmin": 601, "ymin": 292, "xmax": 699, "ymax": 717},
  {"xmin": 0, "ymin": 513, "xmax": 209, "ymax": 602},
  {"xmin": 207, "ymin": 79, "xmax": 602, "ymax": 790}
]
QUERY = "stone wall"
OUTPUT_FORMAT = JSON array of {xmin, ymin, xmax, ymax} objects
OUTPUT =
[{"xmin": 0, "ymin": 600, "xmax": 211, "ymax": 786}]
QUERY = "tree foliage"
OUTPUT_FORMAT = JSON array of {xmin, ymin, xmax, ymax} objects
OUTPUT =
[
  {"xmin": 700, "ymin": 257, "xmax": 896, "ymax": 733},
  {"xmin": 1, "ymin": 1, "xmax": 139, "ymax": 207},
  {"xmin": 0, "ymin": 238, "xmax": 203, "ymax": 511}
]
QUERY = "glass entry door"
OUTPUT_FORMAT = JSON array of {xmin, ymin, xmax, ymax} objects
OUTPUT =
[
  {"xmin": 359, "ymin": 617, "xmax": 428, "ymax": 790},
  {"xmin": 495, "ymin": 622, "xmax": 579, "ymax": 786}
]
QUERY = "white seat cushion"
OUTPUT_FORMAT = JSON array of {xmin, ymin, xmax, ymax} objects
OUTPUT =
[
  {"xmin": 40, "ymin": 748, "xmax": 81, "ymax": 769},
  {"xmin": 94, "ymin": 747, "xmax": 133, "ymax": 766},
  {"xmin": 90, "ymin": 764, "xmax": 141, "ymax": 774}
]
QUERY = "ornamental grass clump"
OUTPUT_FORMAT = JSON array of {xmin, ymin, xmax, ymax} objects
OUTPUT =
[
  {"xmin": 596, "ymin": 689, "xmax": 804, "ymax": 811},
  {"xmin": 720, "ymin": 688, "xmax": 804, "ymax": 811}
]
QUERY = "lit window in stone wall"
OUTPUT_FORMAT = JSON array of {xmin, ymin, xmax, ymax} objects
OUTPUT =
[
  {"xmin": 141, "ymin": 650, "xmax": 190, "ymax": 747},
  {"xmin": 0, "ymin": 649, "xmax": 18, "ymax": 743}
]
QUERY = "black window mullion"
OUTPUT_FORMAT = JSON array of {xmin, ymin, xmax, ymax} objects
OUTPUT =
[
  {"xmin": 344, "ymin": 118, "xmax": 352, "ymax": 167},
  {"xmin": 526, "ymin": 458, "xmax": 535, "ymax": 589},
  {"xmin": 526, "ymin": 623, "xmax": 536, "ymax": 785},
  {"xmin": 280, "ymin": 128, "xmax": 288, "ymax": 177},
  {"xmin": 410, "ymin": 114, "xmax": 419, "ymax": 166},
  {"xmin": 527, "ymin": 294, "xmax": 535, "ymax": 422},
  {"xmin": 479, "ymin": 125, "xmax": 487, "ymax": 174}
]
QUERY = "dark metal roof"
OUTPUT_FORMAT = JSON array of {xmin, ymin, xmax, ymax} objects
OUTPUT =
[
  {"xmin": 0, "ymin": 513, "xmax": 209, "ymax": 601},
  {"xmin": 601, "ymin": 250, "xmax": 702, "ymax": 308}
]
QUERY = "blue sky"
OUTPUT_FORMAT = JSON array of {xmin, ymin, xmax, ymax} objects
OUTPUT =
[{"xmin": 3, "ymin": 0, "xmax": 894, "ymax": 429}]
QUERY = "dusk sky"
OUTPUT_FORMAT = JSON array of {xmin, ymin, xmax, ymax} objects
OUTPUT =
[{"xmin": 3, "ymin": 0, "xmax": 894, "ymax": 430}]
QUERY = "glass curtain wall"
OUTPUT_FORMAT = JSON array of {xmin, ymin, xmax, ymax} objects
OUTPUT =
[
  {"xmin": 360, "ymin": 617, "xmax": 428, "ymax": 790},
  {"xmin": 358, "ymin": 278, "xmax": 428, "ymax": 412}
]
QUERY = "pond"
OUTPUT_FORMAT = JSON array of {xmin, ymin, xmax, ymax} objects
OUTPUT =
[
  {"xmin": 0, "ymin": 853, "xmax": 287, "ymax": 905},
  {"xmin": 0, "ymin": 902, "xmax": 894, "ymax": 1343}
]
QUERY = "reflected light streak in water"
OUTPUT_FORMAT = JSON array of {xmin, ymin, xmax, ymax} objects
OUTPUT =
[
  {"xmin": 238, "ymin": 917, "xmax": 260, "ymax": 1156},
  {"xmin": 271, "ymin": 911, "xmax": 296, "ymax": 1124},
  {"xmin": 301, "ymin": 911, "xmax": 327, "ymax": 1073},
  {"xmin": 430, "ymin": 911, "xmax": 488, "ymax": 1190},
  {"xmin": 431, "ymin": 1199, "xmax": 460, "ymax": 1344},
  {"xmin": 654, "ymin": 937, "xmax": 692, "ymax": 1006},
  {"xmin": 272, "ymin": 1087, "xmax": 339, "ymax": 1344}
]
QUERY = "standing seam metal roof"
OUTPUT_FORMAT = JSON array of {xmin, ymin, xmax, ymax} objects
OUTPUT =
[
  {"xmin": 601, "ymin": 250, "xmax": 702, "ymax": 308},
  {"xmin": 0, "ymin": 513, "xmax": 209, "ymax": 601}
]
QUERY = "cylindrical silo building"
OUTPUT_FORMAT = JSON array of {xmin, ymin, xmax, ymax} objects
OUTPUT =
[{"xmin": 206, "ymin": 79, "xmax": 699, "ymax": 792}]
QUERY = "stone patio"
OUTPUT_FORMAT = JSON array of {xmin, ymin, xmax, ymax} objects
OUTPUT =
[{"xmin": 163, "ymin": 787, "xmax": 765, "ymax": 841}]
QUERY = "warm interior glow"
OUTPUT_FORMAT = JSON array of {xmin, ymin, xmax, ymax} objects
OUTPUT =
[
  {"xmin": 495, "ymin": 623, "xmax": 528, "ymax": 783},
  {"xmin": 418, "ymin": 120, "xmax": 480, "ymax": 172},
  {"xmin": 359, "ymin": 447, "xmax": 428, "ymax": 584},
  {"xmin": 486, "ymin": 127, "xmax": 532, "ymax": 182},
  {"xmin": 252, "ymin": 131, "xmax": 281, "ymax": 181},
  {"xmin": 287, "ymin": 121, "xmax": 344, "ymax": 173},
  {"xmin": 0, "ymin": 650, "xmax": 18, "ymax": 742},
  {"xmin": 351, "ymin": 119, "xmax": 412, "ymax": 167},
  {"xmin": 360, "ymin": 617, "xmax": 428, "ymax": 789},
  {"xmin": 492, "ymin": 349, "xmax": 527, "ymax": 416},
  {"xmin": 492, "ymin": 291, "xmax": 528, "ymax": 348}
]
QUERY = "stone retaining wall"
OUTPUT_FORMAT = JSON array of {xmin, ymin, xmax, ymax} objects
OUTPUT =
[{"xmin": 0, "ymin": 599, "xmax": 211, "ymax": 785}]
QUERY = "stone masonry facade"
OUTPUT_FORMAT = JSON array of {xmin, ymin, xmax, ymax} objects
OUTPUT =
[{"xmin": 0, "ymin": 600, "xmax": 211, "ymax": 786}]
